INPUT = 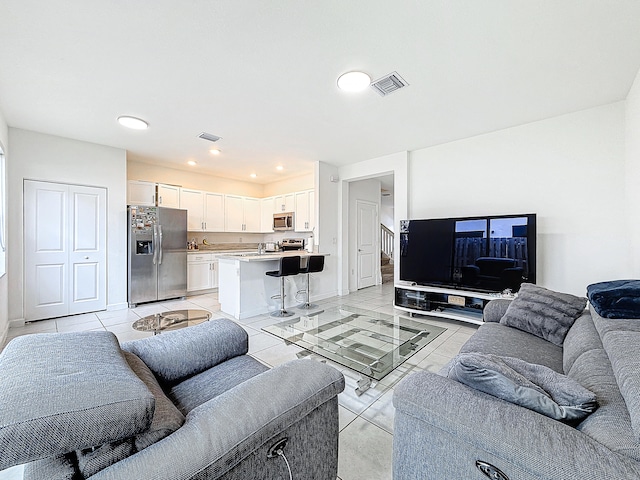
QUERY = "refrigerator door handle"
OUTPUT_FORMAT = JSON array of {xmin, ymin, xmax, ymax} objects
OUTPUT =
[
  {"xmin": 152, "ymin": 224, "xmax": 158, "ymax": 265},
  {"xmin": 158, "ymin": 225, "xmax": 163, "ymax": 264}
]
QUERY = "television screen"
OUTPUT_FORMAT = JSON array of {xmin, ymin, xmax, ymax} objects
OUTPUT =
[{"xmin": 399, "ymin": 214, "xmax": 536, "ymax": 293}]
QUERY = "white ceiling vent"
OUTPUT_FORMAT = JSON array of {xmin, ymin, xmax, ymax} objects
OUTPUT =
[
  {"xmin": 370, "ymin": 72, "xmax": 409, "ymax": 96},
  {"xmin": 198, "ymin": 132, "xmax": 222, "ymax": 142}
]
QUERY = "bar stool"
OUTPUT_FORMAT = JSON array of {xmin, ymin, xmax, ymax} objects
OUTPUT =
[
  {"xmin": 266, "ymin": 256, "xmax": 301, "ymax": 317},
  {"xmin": 297, "ymin": 255, "xmax": 325, "ymax": 310}
]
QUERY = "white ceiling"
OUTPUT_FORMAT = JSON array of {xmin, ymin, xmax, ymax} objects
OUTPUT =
[{"xmin": 1, "ymin": 1, "xmax": 639, "ymax": 184}]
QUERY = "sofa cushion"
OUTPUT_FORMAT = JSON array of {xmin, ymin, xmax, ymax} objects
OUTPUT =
[
  {"xmin": 0, "ymin": 332, "xmax": 154, "ymax": 471},
  {"xmin": 597, "ymin": 330, "xmax": 640, "ymax": 442},
  {"xmin": 170, "ymin": 355, "xmax": 269, "ymax": 415},
  {"xmin": 446, "ymin": 353, "xmax": 597, "ymax": 422},
  {"xmin": 568, "ymin": 348, "xmax": 640, "ymax": 460},
  {"xmin": 500, "ymin": 283, "xmax": 587, "ymax": 346},
  {"xmin": 562, "ymin": 311, "xmax": 602, "ymax": 374},
  {"xmin": 460, "ymin": 322, "xmax": 564, "ymax": 372},
  {"xmin": 74, "ymin": 351, "xmax": 187, "ymax": 477},
  {"xmin": 122, "ymin": 318, "xmax": 249, "ymax": 384}
]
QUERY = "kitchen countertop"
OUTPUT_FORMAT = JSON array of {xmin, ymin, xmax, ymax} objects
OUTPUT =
[{"xmin": 217, "ymin": 250, "xmax": 328, "ymax": 262}]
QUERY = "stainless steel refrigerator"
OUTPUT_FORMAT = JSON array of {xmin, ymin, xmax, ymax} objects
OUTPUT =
[{"xmin": 128, "ymin": 206, "xmax": 187, "ymax": 307}]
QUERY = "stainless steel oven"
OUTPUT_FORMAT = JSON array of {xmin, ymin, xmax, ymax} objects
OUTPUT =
[{"xmin": 273, "ymin": 212, "xmax": 294, "ymax": 231}]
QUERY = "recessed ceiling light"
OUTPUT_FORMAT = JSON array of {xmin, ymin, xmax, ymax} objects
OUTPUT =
[
  {"xmin": 337, "ymin": 71, "xmax": 371, "ymax": 92},
  {"xmin": 276, "ymin": 165, "xmax": 284, "ymax": 171},
  {"xmin": 209, "ymin": 148, "xmax": 221, "ymax": 155},
  {"xmin": 249, "ymin": 173, "xmax": 257, "ymax": 178},
  {"xmin": 187, "ymin": 160, "xmax": 197, "ymax": 166},
  {"xmin": 117, "ymin": 116, "xmax": 148, "ymax": 130}
]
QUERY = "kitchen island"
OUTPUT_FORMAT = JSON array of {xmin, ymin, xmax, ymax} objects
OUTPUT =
[{"xmin": 217, "ymin": 251, "xmax": 329, "ymax": 319}]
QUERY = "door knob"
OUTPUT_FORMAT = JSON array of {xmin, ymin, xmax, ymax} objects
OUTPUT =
[{"xmin": 84, "ymin": 256, "xmax": 89, "ymax": 259}]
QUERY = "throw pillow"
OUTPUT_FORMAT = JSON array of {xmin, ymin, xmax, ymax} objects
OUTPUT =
[
  {"xmin": 446, "ymin": 353, "xmax": 598, "ymax": 422},
  {"xmin": 0, "ymin": 332, "xmax": 154, "ymax": 471},
  {"xmin": 500, "ymin": 283, "xmax": 587, "ymax": 346}
]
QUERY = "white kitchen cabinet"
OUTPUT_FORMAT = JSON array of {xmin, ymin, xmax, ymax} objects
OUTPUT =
[
  {"xmin": 180, "ymin": 188, "xmax": 205, "ymax": 231},
  {"xmin": 127, "ymin": 180, "xmax": 156, "ymax": 206},
  {"xmin": 294, "ymin": 189, "xmax": 315, "ymax": 232},
  {"xmin": 225, "ymin": 195, "xmax": 261, "ymax": 232},
  {"xmin": 156, "ymin": 184, "xmax": 180, "ymax": 208},
  {"xmin": 187, "ymin": 253, "xmax": 218, "ymax": 292},
  {"xmin": 273, "ymin": 193, "xmax": 295, "ymax": 213},
  {"xmin": 260, "ymin": 197, "xmax": 275, "ymax": 232},
  {"xmin": 180, "ymin": 188, "xmax": 224, "ymax": 232},
  {"xmin": 203, "ymin": 192, "xmax": 225, "ymax": 231}
]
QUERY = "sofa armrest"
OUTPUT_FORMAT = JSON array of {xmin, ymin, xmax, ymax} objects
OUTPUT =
[
  {"xmin": 121, "ymin": 319, "xmax": 248, "ymax": 384},
  {"xmin": 482, "ymin": 299, "xmax": 511, "ymax": 322},
  {"xmin": 90, "ymin": 359, "xmax": 345, "ymax": 480},
  {"xmin": 393, "ymin": 372, "xmax": 640, "ymax": 480}
]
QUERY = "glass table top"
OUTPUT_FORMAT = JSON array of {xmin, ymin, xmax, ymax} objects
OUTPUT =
[
  {"xmin": 262, "ymin": 305, "xmax": 446, "ymax": 381},
  {"xmin": 132, "ymin": 309, "xmax": 211, "ymax": 334}
]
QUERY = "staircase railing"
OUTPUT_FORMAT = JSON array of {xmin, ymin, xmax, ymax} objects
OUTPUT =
[{"xmin": 381, "ymin": 224, "xmax": 394, "ymax": 261}]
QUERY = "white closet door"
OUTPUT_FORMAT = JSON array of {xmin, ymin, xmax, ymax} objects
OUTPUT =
[
  {"xmin": 68, "ymin": 185, "xmax": 106, "ymax": 315},
  {"xmin": 24, "ymin": 180, "xmax": 106, "ymax": 320}
]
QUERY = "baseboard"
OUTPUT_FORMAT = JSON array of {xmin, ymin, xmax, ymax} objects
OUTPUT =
[
  {"xmin": 106, "ymin": 302, "xmax": 128, "ymax": 312},
  {"xmin": 9, "ymin": 318, "xmax": 25, "ymax": 328}
]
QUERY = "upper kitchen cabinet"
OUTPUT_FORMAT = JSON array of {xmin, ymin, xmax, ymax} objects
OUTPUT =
[
  {"xmin": 294, "ymin": 189, "xmax": 315, "ymax": 232},
  {"xmin": 273, "ymin": 193, "xmax": 295, "ymax": 213},
  {"xmin": 156, "ymin": 184, "xmax": 180, "ymax": 208},
  {"xmin": 127, "ymin": 180, "xmax": 156, "ymax": 206},
  {"xmin": 225, "ymin": 195, "xmax": 261, "ymax": 232},
  {"xmin": 260, "ymin": 197, "xmax": 275, "ymax": 233},
  {"xmin": 180, "ymin": 188, "xmax": 224, "ymax": 232}
]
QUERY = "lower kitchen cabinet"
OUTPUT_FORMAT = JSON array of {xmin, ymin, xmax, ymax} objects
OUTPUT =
[{"xmin": 187, "ymin": 253, "xmax": 218, "ymax": 292}]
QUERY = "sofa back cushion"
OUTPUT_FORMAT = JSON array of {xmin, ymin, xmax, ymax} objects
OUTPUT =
[
  {"xmin": 122, "ymin": 318, "xmax": 248, "ymax": 384},
  {"xmin": 75, "ymin": 351, "xmax": 185, "ymax": 477},
  {"xmin": 567, "ymin": 348, "xmax": 640, "ymax": 460},
  {"xmin": 590, "ymin": 308, "xmax": 640, "ymax": 442},
  {"xmin": 562, "ymin": 312, "xmax": 602, "ymax": 374},
  {"xmin": 0, "ymin": 332, "xmax": 154, "ymax": 471}
]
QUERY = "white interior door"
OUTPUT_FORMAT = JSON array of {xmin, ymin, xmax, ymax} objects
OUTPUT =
[
  {"xmin": 24, "ymin": 180, "xmax": 106, "ymax": 320},
  {"xmin": 69, "ymin": 186, "xmax": 106, "ymax": 315},
  {"xmin": 357, "ymin": 200, "xmax": 378, "ymax": 289}
]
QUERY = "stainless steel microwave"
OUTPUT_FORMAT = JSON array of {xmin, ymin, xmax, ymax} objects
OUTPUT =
[{"xmin": 273, "ymin": 212, "xmax": 294, "ymax": 231}]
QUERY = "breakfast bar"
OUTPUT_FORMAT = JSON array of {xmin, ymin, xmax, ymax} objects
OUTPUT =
[{"xmin": 217, "ymin": 251, "xmax": 329, "ymax": 319}]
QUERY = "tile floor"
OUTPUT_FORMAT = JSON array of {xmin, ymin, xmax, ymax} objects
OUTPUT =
[{"xmin": 0, "ymin": 283, "xmax": 478, "ymax": 480}]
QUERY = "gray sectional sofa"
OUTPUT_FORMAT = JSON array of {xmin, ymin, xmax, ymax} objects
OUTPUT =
[
  {"xmin": 393, "ymin": 296, "xmax": 640, "ymax": 480},
  {"xmin": 0, "ymin": 318, "xmax": 345, "ymax": 479}
]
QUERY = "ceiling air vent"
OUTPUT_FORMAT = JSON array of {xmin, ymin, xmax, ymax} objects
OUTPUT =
[
  {"xmin": 198, "ymin": 132, "xmax": 222, "ymax": 143},
  {"xmin": 370, "ymin": 71, "xmax": 409, "ymax": 97}
]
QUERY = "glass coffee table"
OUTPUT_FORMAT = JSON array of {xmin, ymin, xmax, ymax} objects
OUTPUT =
[
  {"xmin": 263, "ymin": 305, "xmax": 446, "ymax": 395},
  {"xmin": 132, "ymin": 309, "xmax": 212, "ymax": 335}
]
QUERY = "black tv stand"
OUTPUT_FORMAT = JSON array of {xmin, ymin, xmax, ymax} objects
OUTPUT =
[{"xmin": 394, "ymin": 282, "xmax": 514, "ymax": 325}]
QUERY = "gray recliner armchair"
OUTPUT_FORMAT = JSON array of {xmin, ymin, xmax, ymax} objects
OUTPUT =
[{"xmin": 0, "ymin": 318, "xmax": 345, "ymax": 479}]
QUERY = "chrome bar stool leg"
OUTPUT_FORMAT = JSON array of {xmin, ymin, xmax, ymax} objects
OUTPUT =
[
  {"xmin": 266, "ymin": 256, "xmax": 301, "ymax": 318},
  {"xmin": 297, "ymin": 255, "xmax": 324, "ymax": 310}
]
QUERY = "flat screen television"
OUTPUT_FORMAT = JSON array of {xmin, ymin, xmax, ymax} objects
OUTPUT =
[{"xmin": 399, "ymin": 213, "xmax": 536, "ymax": 293}]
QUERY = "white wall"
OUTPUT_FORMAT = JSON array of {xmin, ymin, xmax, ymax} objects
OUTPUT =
[
  {"xmin": 0, "ymin": 108, "xmax": 8, "ymax": 343},
  {"xmin": 263, "ymin": 173, "xmax": 314, "ymax": 197},
  {"xmin": 8, "ymin": 129, "xmax": 128, "ymax": 322},
  {"xmin": 128, "ymin": 160, "xmax": 264, "ymax": 197},
  {"xmin": 625, "ymin": 67, "xmax": 640, "ymax": 276},
  {"xmin": 338, "ymin": 152, "xmax": 409, "ymax": 294},
  {"xmin": 409, "ymin": 102, "xmax": 630, "ymax": 296},
  {"xmin": 313, "ymin": 161, "xmax": 340, "ymax": 300}
]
